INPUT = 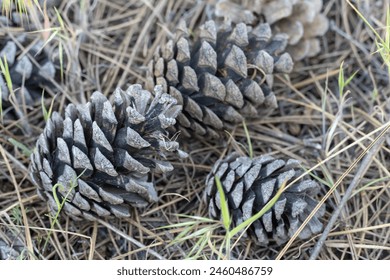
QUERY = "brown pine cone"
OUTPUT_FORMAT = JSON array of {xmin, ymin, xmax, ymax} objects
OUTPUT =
[{"xmin": 214, "ymin": 0, "xmax": 329, "ymax": 60}]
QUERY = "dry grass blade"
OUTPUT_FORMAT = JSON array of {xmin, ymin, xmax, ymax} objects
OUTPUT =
[
  {"xmin": 0, "ymin": 145, "xmax": 34, "ymax": 258},
  {"xmin": 277, "ymin": 122, "xmax": 390, "ymax": 260},
  {"xmin": 96, "ymin": 218, "xmax": 165, "ymax": 260},
  {"xmin": 309, "ymin": 128, "xmax": 389, "ymax": 259}
]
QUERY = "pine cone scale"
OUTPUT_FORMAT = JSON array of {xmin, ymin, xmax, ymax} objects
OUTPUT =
[{"xmin": 72, "ymin": 145, "xmax": 94, "ymax": 174}]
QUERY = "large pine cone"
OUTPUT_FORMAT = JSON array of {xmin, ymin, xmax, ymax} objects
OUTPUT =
[
  {"xmin": 146, "ymin": 20, "xmax": 293, "ymax": 139},
  {"xmin": 206, "ymin": 153, "xmax": 324, "ymax": 245},
  {"xmin": 214, "ymin": 0, "xmax": 329, "ymax": 60},
  {"xmin": 30, "ymin": 85, "xmax": 185, "ymax": 221},
  {"xmin": 0, "ymin": 35, "xmax": 56, "ymax": 120}
]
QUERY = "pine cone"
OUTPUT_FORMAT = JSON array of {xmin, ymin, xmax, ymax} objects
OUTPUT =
[
  {"xmin": 214, "ymin": 0, "xmax": 329, "ymax": 60},
  {"xmin": 0, "ymin": 228, "xmax": 24, "ymax": 260},
  {"xmin": 30, "ymin": 84, "xmax": 186, "ymax": 221},
  {"xmin": 0, "ymin": 1, "xmax": 29, "ymax": 27},
  {"xmin": 0, "ymin": 35, "xmax": 56, "ymax": 121},
  {"xmin": 0, "ymin": 0, "xmax": 60, "ymax": 27},
  {"xmin": 146, "ymin": 20, "xmax": 293, "ymax": 139},
  {"xmin": 206, "ymin": 153, "xmax": 324, "ymax": 245}
]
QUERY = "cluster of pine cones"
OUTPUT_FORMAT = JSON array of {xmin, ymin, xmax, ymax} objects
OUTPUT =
[{"xmin": 1, "ymin": 0, "xmax": 330, "ymax": 257}]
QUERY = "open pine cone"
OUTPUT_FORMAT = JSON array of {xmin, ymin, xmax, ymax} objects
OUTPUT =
[
  {"xmin": 214, "ymin": 0, "xmax": 329, "ymax": 60},
  {"xmin": 206, "ymin": 153, "xmax": 324, "ymax": 245},
  {"xmin": 30, "ymin": 84, "xmax": 186, "ymax": 221},
  {"xmin": 0, "ymin": 35, "xmax": 56, "ymax": 123},
  {"xmin": 146, "ymin": 20, "xmax": 293, "ymax": 139},
  {"xmin": 0, "ymin": 227, "xmax": 25, "ymax": 260}
]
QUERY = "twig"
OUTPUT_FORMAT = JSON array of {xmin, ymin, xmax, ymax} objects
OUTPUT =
[
  {"xmin": 309, "ymin": 130, "xmax": 388, "ymax": 259},
  {"xmin": 89, "ymin": 221, "xmax": 98, "ymax": 260},
  {"xmin": 97, "ymin": 218, "xmax": 166, "ymax": 260},
  {"xmin": 250, "ymin": 126, "xmax": 322, "ymax": 150}
]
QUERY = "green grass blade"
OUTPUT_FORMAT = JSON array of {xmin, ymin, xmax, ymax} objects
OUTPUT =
[
  {"xmin": 158, "ymin": 215, "xmax": 216, "ymax": 230},
  {"xmin": 51, "ymin": 183, "xmax": 62, "ymax": 210},
  {"xmin": 1, "ymin": 1, "xmax": 12, "ymax": 18},
  {"xmin": 338, "ymin": 61, "xmax": 345, "ymax": 98},
  {"xmin": 32, "ymin": 0, "xmax": 42, "ymax": 13},
  {"xmin": 187, "ymin": 234, "xmax": 209, "ymax": 259},
  {"xmin": 43, "ymin": 170, "xmax": 86, "ymax": 251},
  {"xmin": 0, "ymin": 55, "xmax": 14, "ymax": 94},
  {"xmin": 171, "ymin": 225, "xmax": 196, "ymax": 244},
  {"xmin": 242, "ymin": 120, "xmax": 253, "ymax": 158},
  {"xmin": 347, "ymin": 1, "xmax": 384, "ymax": 45},
  {"xmin": 158, "ymin": 221, "xmax": 199, "ymax": 230},
  {"xmin": 192, "ymin": 237, "xmax": 210, "ymax": 259},
  {"xmin": 41, "ymin": 92, "xmax": 56, "ymax": 122},
  {"xmin": 348, "ymin": 1, "xmax": 390, "ymax": 76},
  {"xmin": 345, "ymin": 70, "xmax": 359, "ymax": 87},
  {"xmin": 0, "ymin": 87, "xmax": 3, "ymax": 122},
  {"xmin": 8, "ymin": 138, "xmax": 33, "ymax": 157},
  {"xmin": 352, "ymin": 176, "xmax": 390, "ymax": 196},
  {"xmin": 54, "ymin": 7, "xmax": 65, "ymax": 29},
  {"xmin": 38, "ymin": 29, "xmax": 60, "ymax": 50},
  {"xmin": 217, "ymin": 235, "xmax": 231, "ymax": 260},
  {"xmin": 215, "ymin": 176, "xmax": 231, "ymax": 231},
  {"xmin": 172, "ymin": 214, "xmax": 216, "ymax": 222},
  {"xmin": 178, "ymin": 226, "xmax": 215, "ymax": 242}
]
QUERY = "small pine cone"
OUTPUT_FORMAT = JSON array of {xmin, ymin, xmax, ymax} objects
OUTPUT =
[
  {"xmin": 0, "ymin": 240, "xmax": 20, "ymax": 260},
  {"xmin": 146, "ymin": 20, "xmax": 293, "ymax": 139},
  {"xmin": 214, "ymin": 0, "xmax": 329, "ymax": 60},
  {"xmin": 30, "ymin": 84, "xmax": 186, "ymax": 221},
  {"xmin": 0, "ymin": 35, "xmax": 56, "ymax": 119},
  {"xmin": 0, "ymin": 228, "xmax": 24, "ymax": 260},
  {"xmin": 205, "ymin": 153, "xmax": 324, "ymax": 245}
]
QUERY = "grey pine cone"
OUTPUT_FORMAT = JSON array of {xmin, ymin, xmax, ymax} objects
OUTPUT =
[
  {"xmin": 0, "ymin": 228, "xmax": 25, "ymax": 260},
  {"xmin": 0, "ymin": 1, "xmax": 30, "ymax": 27},
  {"xmin": 214, "ymin": 0, "xmax": 329, "ymax": 60},
  {"xmin": 146, "ymin": 20, "xmax": 293, "ymax": 139},
  {"xmin": 0, "ymin": 0, "xmax": 60, "ymax": 28},
  {"xmin": 206, "ymin": 153, "xmax": 324, "ymax": 245},
  {"xmin": 0, "ymin": 35, "xmax": 56, "ymax": 119},
  {"xmin": 30, "ymin": 84, "xmax": 186, "ymax": 221}
]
